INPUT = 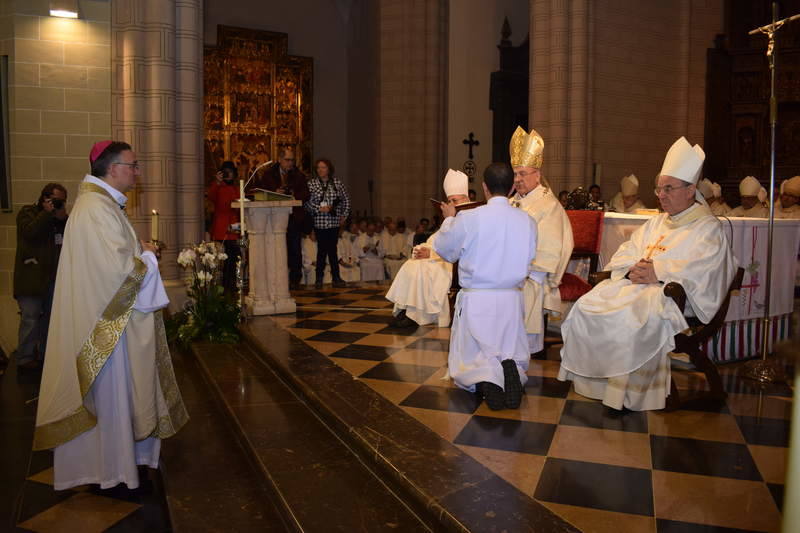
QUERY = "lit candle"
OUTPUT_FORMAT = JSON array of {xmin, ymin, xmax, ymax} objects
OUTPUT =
[
  {"xmin": 239, "ymin": 179, "xmax": 246, "ymax": 234},
  {"xmin": 151, "ymin": 209, "xmax": 159, "ymax": 242}
]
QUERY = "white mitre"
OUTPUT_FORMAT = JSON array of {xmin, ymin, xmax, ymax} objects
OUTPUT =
[
  {"xmin": 758, "ymin": 187, "xmax": 767, "ymax": 204},
  {"xmin": 785, "ymin": 176, "xmax": 800, "ymax": 197},
  {"xmin": 698, "ymin": 178, "xmax": 713, "ymax": 199},
  {"xmin": 739, "ymin": 176, "xmax": 761, "ymax": 196},
  {"xmin": 443, "ymin": 168, "xmax": 468, "ymax": 197},
  {"xmin": 659, "ymin": 136, "xmax": 705, "ymax": 184},
  {"xmin": 620, "ymin": 174, "xmax": 639, "ymax": 196},
  {"xmin": 711, "ymin": 182, "xmax": 722, "ymax": 198}
]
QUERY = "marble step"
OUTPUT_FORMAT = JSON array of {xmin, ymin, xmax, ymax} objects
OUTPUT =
[
  {"xmin": 190, "ymin": 341, "xmax": 432, "ymax": 532},
  {"xmin": 240, "ymin": 317, "xmax": 579, "ymax": 533}
]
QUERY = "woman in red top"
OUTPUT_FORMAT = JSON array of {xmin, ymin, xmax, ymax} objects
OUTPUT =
[{"xmin": 206, "ymin": 161, "xmax": 241, "ymax": 291}]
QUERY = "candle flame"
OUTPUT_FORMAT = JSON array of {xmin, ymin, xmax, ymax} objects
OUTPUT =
[{"xmin": 152, "ymin": 209, "xmax": 158, "ymax": 215}]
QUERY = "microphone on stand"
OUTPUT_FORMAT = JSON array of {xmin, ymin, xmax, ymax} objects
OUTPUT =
[{"xmin": 241, "ymin": 160, "xmax": 275, "ymax": 197}]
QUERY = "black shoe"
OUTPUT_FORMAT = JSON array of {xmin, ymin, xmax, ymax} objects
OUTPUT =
[
  {"xmin": 390, "ymin": 309, "xmax": 407, "ymax": 327},
  {"xmin": 501, "ymin": 359, "xmax": 524, "ymax": 409},
  {"xmin": 477, "ymin": 381, "xmax": 505, "ymax": 410},
  {"xmin": 394, "ymin": 316, "xmax": 419, "ymax": 329},
  {"xmin": 332, "ymin": 279, "xmax": 346, "ymax": 288}
]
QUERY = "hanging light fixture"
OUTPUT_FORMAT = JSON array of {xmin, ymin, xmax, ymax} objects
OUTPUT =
[{"xmin": 49, "ymin": 0, "xmax": 79, "ymax": 18}]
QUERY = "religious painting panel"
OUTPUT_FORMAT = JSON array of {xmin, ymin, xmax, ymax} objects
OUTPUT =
[{"xmin": 230, "ymin": 133, "xmax": 272, "ymax": 182}]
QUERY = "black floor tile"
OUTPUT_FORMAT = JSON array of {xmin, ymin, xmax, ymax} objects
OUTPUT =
[
  {"xmin": 400, "ymin": 385, "xmax": 480, "ymax": 414},
  {"xmin": 351, "ymin": 314, "xmax": 396, "ymax": 324},
  {"xmin": 360, "ymin": 362, "xmax": 439, "ymax": 384},
  {"xmin": 306, "ymin": 331, "xmax": 368, "ymax": 344},
  {"xmin": 720, "ymin": 373, "xmax": 793, "ymax": 397},
  {"xmin": 292, "ymin": 319, "xmax": 343, "ymax": 330},
  {"xmin": 534, "ymin": 458, "xmax": 654, "ymax": 516},
  {"xmin": 297, "ymin": 291, "xmax": 338, "ymax": 298},
  {"xmin": 767, "ymin": 483, "xmax": 784, "ymax": 512},
  {"xmin": 735, "ymin": 415, "xmax": 791, "ymax": 447},
  {"xmin": 347, "ymin": 288, "xmax": 384, "ymax": 295},
  {"xmin": 364, "ymin": 294, "xmax": 390, "ymax": 301},
  {"xmin": 315, "ymin": 298, "xmax": 359, "ymax": 306},
  {"xmin": 454, "ymin": 416, "xmax": 556, "ymax": 455},
  {"xmin": 27, "ymin": 451, "xmax": 52, "ymax": 478},
  {"xmin": 330, "ymin": 344, "xmax": 397, "ymax": 361},
  {"xmin": 656, "ymin": 518, "xmax": 759, "ymax": 532},
  {"xmin": 15, "ymin": 481, "xmax": 77, "ymax": 523},
  {"xmin": 405, "ymin": 337, "xmax": 450, "ymax": 352},
  {"xmin": 524, "ymin": 376, "xmax": 571, "ymax": 398},
  {"xmin": 375, "ymin": 325, "xmax": 429, "ymax": 336},
  {"xmin": 104, "ymin": 506, "xmax": 171, "ymax": 533},
  {"xmin": 559, "ymin": 400, "xmax": 649, "ymax": 433},
  {"xmin": 650, "ymin": 435, "xmax": 762, "ymax": 481},
  {"xmin": 292, "ymin": 310, "xmax": 323, "ymax": 319}
]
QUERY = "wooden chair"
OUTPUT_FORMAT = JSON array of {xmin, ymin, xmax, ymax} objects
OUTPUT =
[
  {"xmin": 588, "ymin": 267, "xmax": 745, "ymax": 411},
  {"xmin": 559, "ymin": 210, "xmax": 604, "ymax": 303}
]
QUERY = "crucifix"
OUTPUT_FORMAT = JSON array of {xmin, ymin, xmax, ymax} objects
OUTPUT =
[{"xmin": 462, "ymin": 132, "xmax": 479, "ymax": 160}]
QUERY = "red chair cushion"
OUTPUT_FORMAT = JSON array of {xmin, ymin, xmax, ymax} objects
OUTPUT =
[
  {"xmin": 559, "ymin": 272, "xmax": 593, "ymax": 302},
  {"xmin": 566, "ymin": 210, "xmax": 604, "ymax": 254}
]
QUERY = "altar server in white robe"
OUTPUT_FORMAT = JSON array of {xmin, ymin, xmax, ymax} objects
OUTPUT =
[
  {"xmin": 385, "ymin": 169, "xmax": 470, "ymax": 327},
  {"xmin": 33, "ymin": 141, "xmax": 188, "ymax": 490},
  {"xmin": 610, "ymin": 174, "xmax": 647, "ymax": 213},
  {"xmin": 382, "ymin": 222, "xmax": 408, "ymax": 280},
  {"xmin": 435, "ymin": 163, "xmax": 537, "ymax": 410},
  {"xmin": 509, "ymin": 126, "xmax": 574, "ymax": 353},
  {"xmin": 355, "ymin": 222, "xmax": 385, "ymax": 282},
  {"xmin": 558, "ymin": 136, "xmax": 737, "ymax": 411},
  {"xmin": 302, "ymin": 231, "xmax": 331, "ymax": 285},
  {"xmin": 777, "ymin": 176, "xmax": 800, "ymax": 219},
  {"xmin": 337, "ymin": 230, "xmax": 361, "ymax": 282},
  {"xmin": 729, "ymin": 176, "xmax": 769, "ymax": 218},
  {"xmin": 707, "ymin": 181, "xmax": 731, "ymax": 216}
]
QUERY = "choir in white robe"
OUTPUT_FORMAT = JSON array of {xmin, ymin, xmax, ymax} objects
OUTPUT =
[
  {"xmin": 511, "ymin": 186, "xmax": 574, "ymax": 352},
  {"xmin": 434, "ymin": 197, "xmax": 537, "ymax": 392},
  {"xmin": 609, "ymin": 193, "xmax": 646, "ymax": 213},
  {"xmin": 301, "ymin": 236, "xmax": 331, "ymax": 285},
  {"xmin": 709, "ymin": 200, "xmax": 731, "ymax": 216},
  {"xmin": 337, "ymin": 236, "xmax": 361, "ymax": 282},
  {"xmin": 777, "ymin": 204, "xmax": 800, "ymax": 219},
  {"xmin": 382, "ymin": 232, "xmax": 408, "ymax": 280},
  {"xmin": 728, "ymin": 203, "xmax": 768, "ymax": 218},
  {"xmin": 385, "ymin": 232, "xmax": 452, "ymax": 326},
  {"xmin": 355, "ymin": 232, "xmax": 385, "ymax": 281},
  {"xmin": 558, "ymin": 203, "xmax": 737, "ymax": 411}
]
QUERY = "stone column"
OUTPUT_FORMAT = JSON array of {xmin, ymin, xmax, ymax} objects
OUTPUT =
[
  {"xmin": 530, "ymin": 0, "xmax": 591, "ymax": 192},
  {"xmin": 111, "ymin": 0, "xmax": 203, "ymax": 280},
  {"xmin": 375, "ymin": 0, "xmax": 448, "ymax": 222}
]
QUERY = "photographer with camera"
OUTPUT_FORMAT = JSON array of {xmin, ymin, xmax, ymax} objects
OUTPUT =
[
  {"xmin": 305, "ymin": 158, "xmax": 351, "ymax": 288},
  {"xmin": 12, "ymin": 183, "xmax": 68, "ymax": 370},
  {"xmin": 207, "ymin": 160, "xmax": 242, "ymax": 292}
]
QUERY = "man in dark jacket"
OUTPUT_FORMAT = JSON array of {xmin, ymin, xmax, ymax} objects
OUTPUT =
[
  {"xmin": 13, "ymin": 183, "xmax": 68, "ymax": 370},
  {"xmin": 251, "ymin": 147, "xmax": 309, "ymax": 289}
]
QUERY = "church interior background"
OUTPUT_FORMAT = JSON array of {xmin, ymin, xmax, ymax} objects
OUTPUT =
[{"xmin": 1, "ymin": 0, "xmax": 798, "ymax": 532}]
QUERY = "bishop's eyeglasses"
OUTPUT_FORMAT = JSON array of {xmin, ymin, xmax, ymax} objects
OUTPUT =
[{"xmin": 654, "ymin": 183, "xmax": 690, "ymax": 195}]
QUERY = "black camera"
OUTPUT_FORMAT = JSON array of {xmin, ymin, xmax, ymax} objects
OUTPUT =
[{"xmin": 50, "ymin": 197, "xmax": 64, "ymax": 210}]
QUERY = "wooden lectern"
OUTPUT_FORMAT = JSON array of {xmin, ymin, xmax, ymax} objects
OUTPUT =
[{"xmin": 232, "ymin": 199, "xmax": 301, "ymax": 315}]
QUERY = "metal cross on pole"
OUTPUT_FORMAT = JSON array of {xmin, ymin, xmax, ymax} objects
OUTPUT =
[
  {"xmin": 462, "ymin": 132, "xmax": 480, "ymax": 160},
  {"xmin": 743, "ymin": 2, "xmax": 800, "ymax": 384}
]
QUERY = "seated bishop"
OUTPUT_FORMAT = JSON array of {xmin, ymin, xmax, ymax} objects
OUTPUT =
[
  {"xmin": 777, "ymin": 176, "xmax": 800, "ymax": 219},
  {"xmin": 508, "ymin": 127, "xmax": 574, "ymax": 353},
  {"xmin": 385, "ymin": 169, "xmax": 470, "ymax": 328},
  {"xmin": 729, "ymin": 176, "xmax": 768, "ymax": 218},
  {"xmin": 558, "ymin": 137, "xmax": 737, "ymax": 411},
  {"xmin": 609, "ymin": 174, "xmax": 647, "ymax": 213}
]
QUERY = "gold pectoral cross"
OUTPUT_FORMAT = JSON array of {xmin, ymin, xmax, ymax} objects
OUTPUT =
[{"xmin": 644, "ymin": 235, "xmax": 667, "ymax": 259}]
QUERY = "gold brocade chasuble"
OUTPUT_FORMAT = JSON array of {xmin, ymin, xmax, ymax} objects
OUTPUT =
[{"xmin": 33, "ymin": 182, "xmax": 187, "ymax": 450}]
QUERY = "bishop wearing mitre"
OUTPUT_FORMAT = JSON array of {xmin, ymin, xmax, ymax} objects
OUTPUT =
[
  {"xmin": 558, "ymin": 137, "xmax": 737, "ymax": 411},
  {"xmin": 609, "ymin": 174, "xmax": 646, "ymax": 213},
  {"xmin": 508, "ymin": 127, "xmax": 574, "ymax": 353}
]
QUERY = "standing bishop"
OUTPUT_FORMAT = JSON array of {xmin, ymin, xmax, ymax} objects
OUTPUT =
[
  {"xmin": 33, "ymin": 141, "xmax": 188, "ymax": 489},
  {"xmin": 435, "ymin": 163, "xmax": 537, "ymax": 410},
  {"xmin": 509, "ymin": 127, "xmax": 574, "ymax": 353},
  {"xmin": 385, "ymin": 170, "xmax": 470, "ymax": 328},
  {"xmin": 558, "ymin": 137, "xmax": 737, "ymax": 411}
]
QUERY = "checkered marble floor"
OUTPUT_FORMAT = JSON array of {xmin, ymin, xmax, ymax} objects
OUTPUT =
[{"xmin": 275, "ymin": 284, "xmax": 793, "ymax": 533}]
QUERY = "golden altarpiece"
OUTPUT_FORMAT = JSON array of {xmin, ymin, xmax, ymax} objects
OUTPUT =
[{"xmin": 203, "ymin": 26, "xmax": 313, "ymax": 184}]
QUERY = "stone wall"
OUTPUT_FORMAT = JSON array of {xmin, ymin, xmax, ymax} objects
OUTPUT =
[{"xmin": 0, "ymin": 0, "xmax": 110, "ymax": 354}]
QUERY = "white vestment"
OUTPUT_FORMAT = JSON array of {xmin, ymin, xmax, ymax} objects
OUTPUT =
[
  {"xmin": 728, "ymin": 204, "xmax": 768, "ymax": 218},
  {"xmin": 382, "ymin": 232, "xmax": 408, "ymax": 280},
  {"xmin": 511, "ymin": 187, "xmax": 574, "ymax": 352},
  {"xmin": 558, "ymin": 203, "xmax": 737, "ymax": 411},
  {"xmin": 434, "ymin": 197, "xmax": 537, "ymax": 392},
  {"xmin": 385, "ymin": 232, "xmax": 452, "ymax": 326},
  {"xmin": 610, "ymin": 192, "xmax": 646, "ymax": 214},
  {"xmin": 36, "ymin": 175, "xmax": 187, "ymax": 490},
  {"xmin": 777, "ymin": 204, "xmax": 800, "ymax": 219},
  {"xmin": 709, "ymin": 201, "xmax": 731, "ymax": 216},
  {"xmin": 302, "ymin": 238, "xmax": 331, "ymax": 285},
  {"xmin": 337, "ymin": 237, "xmax": 361, "ymax": 282},
  {"xmin": 356, "ymin": 233, "xmax": 385, "ymax": 281}
]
